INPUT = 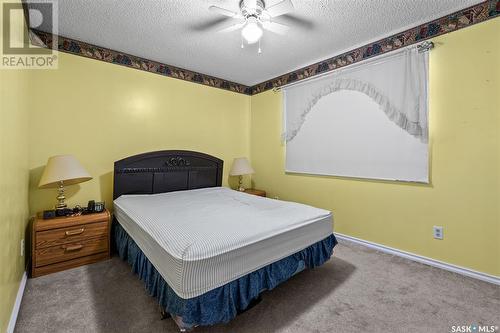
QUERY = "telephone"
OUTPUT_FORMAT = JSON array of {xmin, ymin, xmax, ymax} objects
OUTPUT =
[{"xmin": 85, "ymin": 200, "xmax": 105, "ymax": 214}]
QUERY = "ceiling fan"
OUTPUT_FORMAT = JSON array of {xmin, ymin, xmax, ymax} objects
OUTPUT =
[{"xmin": 209, "ymin": 0, "xmax": 295, "ymax": 52}]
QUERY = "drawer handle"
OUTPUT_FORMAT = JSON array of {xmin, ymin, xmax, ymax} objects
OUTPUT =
[
  {"xmin": 63, "ymin": 244, "xmax": 83, "ymax": 251},
  {"xmin": 65, "ymin": 228, "xmax": 85, "ymax": 236}
]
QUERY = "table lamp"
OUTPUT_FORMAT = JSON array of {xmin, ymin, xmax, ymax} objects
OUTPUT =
[
  {"xmin": 38, "ymin": 155, "xmax": 92, "ymax": 210},
  {"xmin": 229, "ymin": 157, "xmax": 254, "ymax": 191}
]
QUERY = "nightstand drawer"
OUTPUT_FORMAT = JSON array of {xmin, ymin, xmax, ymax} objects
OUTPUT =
[
  {"xmin": 36, "ymin": 221, "xmax": 108, "ymax": 249},
  {"xmin": 35, "ymin": 237, "xmax": 108, "ymax": 267}
]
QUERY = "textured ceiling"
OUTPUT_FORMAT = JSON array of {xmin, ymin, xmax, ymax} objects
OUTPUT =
[{"xmin": 28, "ymin": 0, "xmax": 482, "ymax": 86}]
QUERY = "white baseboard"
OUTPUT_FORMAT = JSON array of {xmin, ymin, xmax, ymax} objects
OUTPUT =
[
  {"xmin": 334, "ymin": 233, "xmax": 500, "ymax": 285},
  {"xmin": 7, "ymin": 271, "xmax": 27, "ymax": 333}
]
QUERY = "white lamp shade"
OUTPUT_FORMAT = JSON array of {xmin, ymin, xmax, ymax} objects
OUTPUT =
[
  {"xmin": 229, "ymin": 157, "xmax": 255, "ymax": 176},
  {"xmin": 38, "ymin": 155, "xmax": 92, "ymax": 188}
]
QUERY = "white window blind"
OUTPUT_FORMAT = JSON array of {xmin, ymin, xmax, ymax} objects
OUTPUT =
[{"xmin": 283, "ymin": 48, "xmax": 429, "ymax": 183}]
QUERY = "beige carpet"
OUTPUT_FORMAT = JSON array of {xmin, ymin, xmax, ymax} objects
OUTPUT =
[{"xmin": 15, "ymin": 240, "xmax": 499, "ymax": 333}]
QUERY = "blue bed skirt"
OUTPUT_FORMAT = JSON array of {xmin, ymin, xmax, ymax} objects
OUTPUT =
[{"xmin": 114, "ymin": 222, "xmax": 337, "ymax": 327}]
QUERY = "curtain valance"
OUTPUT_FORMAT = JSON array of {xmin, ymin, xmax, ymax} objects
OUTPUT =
[{"xmin": 284, "ymin": 48, "xmax": 429, "ymax": 143}]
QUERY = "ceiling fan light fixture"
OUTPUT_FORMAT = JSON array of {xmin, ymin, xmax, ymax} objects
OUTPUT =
[{"xmin": 241, "ymin": 17, "xmax": 263, "ymax": 44}]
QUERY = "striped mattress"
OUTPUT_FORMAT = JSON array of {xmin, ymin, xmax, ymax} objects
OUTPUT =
[{"xmin": 113, "ymin": 187, "xmax": 333, "ymax": 299}]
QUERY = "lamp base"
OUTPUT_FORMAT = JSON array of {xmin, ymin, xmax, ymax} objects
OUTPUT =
[
  {"xmin": 55, "ymin": 181, "xmax": 67, "ymax": 209},
  {"xmin": 237, "ymin": 175, "xmax": 246, "ymax": 192}
]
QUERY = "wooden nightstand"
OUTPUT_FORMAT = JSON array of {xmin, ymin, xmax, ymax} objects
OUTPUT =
[
  {"xmin": 243, "ymin": 188, "xmax": 266, "ymax": 197},
  {"xmin": 31, "ymin": 210, "xmax": 111, "ymax": 278}
]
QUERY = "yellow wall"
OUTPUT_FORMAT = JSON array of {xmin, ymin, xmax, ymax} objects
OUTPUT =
[
  {"xmin": 1, "ymin": 8, "xmax": 498, "ymax": 328},
  {"xmin": 0, "ymin": 1, "xmax": 30, "ymax": 330},
  {"xmin": 28, "ymin": 53, "xmax": 251, "ymax": 214},
  {"xmin": 250, "ymin": 18, "xmax": 500, "ymax": 276}
]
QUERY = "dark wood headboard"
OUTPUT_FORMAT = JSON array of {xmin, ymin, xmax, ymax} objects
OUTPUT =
[{"xmin": 113, "ymin": 150, "xmax": 223, "ymax": 199}]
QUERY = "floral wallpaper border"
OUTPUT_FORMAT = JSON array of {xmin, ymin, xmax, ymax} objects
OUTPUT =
[
  {"xmin": 251, "ymin": 0, "xmax": 500, "ymax": 94},
  {"xmin": 31, "ymin": 29, "xmax": 252, "ymax": 95},
  {"xmin": 30, "ymin": 0, "xmax": 499, "ymax": 96}
]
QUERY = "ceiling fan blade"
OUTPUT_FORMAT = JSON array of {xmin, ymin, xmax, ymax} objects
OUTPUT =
[
  {"xmin": 209, "ymin": 5, "xmax": 240, "ymax": 18},
  {"xmin": 262, "ymin": 21, "xmax": 290, "ymax": 35},
  {"xmin": 188, "ymin": 17, "xmax": 231, "ymax": 32},
  {"xmin": 217, "ymin": 22, "xmax": 246, "ymax": 33},
  {"xmin": 279, "ymin": 13, "xmax": 315, "ymax": 29},
  {"xmin": 265, "ymin": 0, "xmax": 294, "ymax": 17}
]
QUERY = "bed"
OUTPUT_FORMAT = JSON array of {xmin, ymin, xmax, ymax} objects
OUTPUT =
[{"xmin": 112, "ymin": 150, "xmax": 337, "ymax": 331}]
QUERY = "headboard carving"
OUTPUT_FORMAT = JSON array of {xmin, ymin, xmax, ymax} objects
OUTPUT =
[
  {"xmin": 165, "ymin": 157, "xmax": 191, "ymax": 167},
  {"xmin": 113, "ymin": 150, "xmax": 223, "ymax": 199}
]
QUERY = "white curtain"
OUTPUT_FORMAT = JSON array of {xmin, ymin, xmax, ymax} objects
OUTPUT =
[
  {"xmin": 284, "ymin": 47, "xmax": 429, "ymax": 143},
  {"xmin": 283, "ymin": 47, "xmax": 429, "ymax": 182}
]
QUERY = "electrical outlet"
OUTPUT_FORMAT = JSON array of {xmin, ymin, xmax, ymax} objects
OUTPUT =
[
  {"xmin": 20, "ymin": 239, "xmax": 25, "ymax": 257},
  {"xmin": 433, "ymin": 226, "xmax": 443, "ymax": 240}
]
